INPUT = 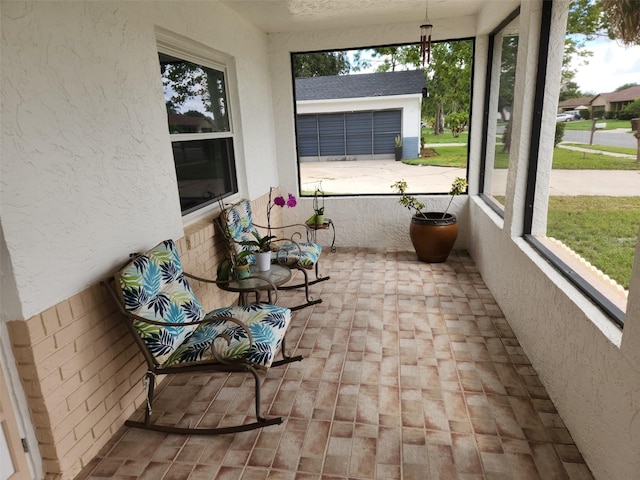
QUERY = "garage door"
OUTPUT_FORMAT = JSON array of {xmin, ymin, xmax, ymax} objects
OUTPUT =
[{"xmin": 296, "ymin": 110, "xmax": 401, "ymax": 161}]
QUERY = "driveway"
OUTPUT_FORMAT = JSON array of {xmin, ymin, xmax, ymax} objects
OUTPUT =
[{"xmin": 300, "ymin": 159, "xmax": 640, "ymax": 196}]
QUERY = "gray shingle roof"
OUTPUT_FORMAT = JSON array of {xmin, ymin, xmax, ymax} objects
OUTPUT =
[{"xmin": 295, "ymin": 70, "xmax": 426, "ymax": 101}]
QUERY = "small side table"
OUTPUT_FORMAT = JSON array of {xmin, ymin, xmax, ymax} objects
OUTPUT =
[
  {"xmin": 218, "ymin": 264, "xmax": 292, "ymax": 306},
  {"xmin": 306, "ymin": 218, "xmax": 336, "ymax": 252}
]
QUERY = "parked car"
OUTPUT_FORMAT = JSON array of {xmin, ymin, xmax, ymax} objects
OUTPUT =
[
  {"xmin": 564, "ymin": 110, "xmax": 581, "ymax": 120},
  {"xmin": 556, "ymin": 113, "xmax": 572, "ymax": 122}
]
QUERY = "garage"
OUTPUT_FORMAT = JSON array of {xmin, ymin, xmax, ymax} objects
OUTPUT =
[
  {"xmin": 296, "ymin": 109, "xmax": 401, "ymax": 161},
  {"xmin": 295, "ymin": 70, "xmax": 426, "ymax": 162}
]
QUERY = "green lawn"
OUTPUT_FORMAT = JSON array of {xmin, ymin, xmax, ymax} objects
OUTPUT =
[
  {"xmin": 547, "ymin": 196, "xmax": 640, "ymax": 289},
  {"xmin": 404, "ymin": 145, "xmax": 640, "ymax": 170},
  {"xmin": 562, "ymin": 143, "xmax": 637, "ymax": 156},
  {"xmin": 421, "ymin": 131, "xmax": 468, "ymax": 144},
  {"xmin": 403, "ymin": 148, "xmax": 639, "ymax": 289}
]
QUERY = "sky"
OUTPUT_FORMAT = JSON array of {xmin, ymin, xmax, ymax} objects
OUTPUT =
[{"xmin": 570, "ymin": 37, "xmax": 640, "ymax": 94}]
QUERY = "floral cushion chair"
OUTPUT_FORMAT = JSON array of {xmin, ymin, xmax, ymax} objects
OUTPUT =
[
  {"xmin": 219, "ymin": 199, "xmax": 329, "ymax": 311},
  {"xmin": 104, "ymin": 239, "xmax": 302, "ymax": 435}
]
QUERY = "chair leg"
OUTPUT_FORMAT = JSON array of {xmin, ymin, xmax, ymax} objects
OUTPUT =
[
  {"xmin": 280, "ymin": 267, "xmax": 323, "ymax": 311},
  {"xmin": 124, "ymin": 367, "xmax": 284, "ymax": 435},
  {"xmin": 272, "ymin": 337, "xmax": 304, "ymax": 366}
]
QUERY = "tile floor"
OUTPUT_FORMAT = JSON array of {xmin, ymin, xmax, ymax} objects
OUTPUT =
[{"xmin": 75, "ymin": 248, "xmax": 594, "ymax": 480}]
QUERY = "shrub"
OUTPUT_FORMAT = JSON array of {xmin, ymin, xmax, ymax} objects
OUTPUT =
[
  {"xmin": 554, "ymin": 122, "xmax": 566, "ymax": 146},
  {"xmin": 618, "ymin": 99, "xmax": 640, "ymax": 120},
  {"xmin": 445, "ymin": 112, "xmax": 468, "ymax": 137}
]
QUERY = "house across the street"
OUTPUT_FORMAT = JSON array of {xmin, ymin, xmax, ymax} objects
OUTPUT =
[{"xmin": 295, "ymin": 70, "xmax": 426, "ymax": 161}]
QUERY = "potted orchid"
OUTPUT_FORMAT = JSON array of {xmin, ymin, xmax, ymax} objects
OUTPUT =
[{"xmin": 240, "ymin": 187, "xmax": 297, "ymax": 271}]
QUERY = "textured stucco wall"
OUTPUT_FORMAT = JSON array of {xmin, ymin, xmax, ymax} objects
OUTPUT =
[
  {"xmin": 1, "ymin": 0, "xmax": 279, "ymax": 320},
  {"xmin": 468, "ymin": 1, "xmax": 640, "ymax": 478},
  {"xmin": 470, "ymin": 199, "xmax": 640, "ymax": 480}
]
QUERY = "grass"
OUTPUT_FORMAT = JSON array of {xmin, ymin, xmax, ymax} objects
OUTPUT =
[
  {"xmin": 421, "ymin": 131, "xmax": 468, "ymax": 144},
  {"xmin": 563, "ymin": 119, "xmax": 632, "ymax": 131},
  {"xmin": 562, "ymin": 143, "xmax": 637, "ymax": 156},
  {"xmin": 403, "ymin": 147, "xmax": 639, "ymax": 289},
  {"xmin": 405, "ymin": 145, "xmax": 640, "ymax": 170},
  {"xmin": 547, "ymin": 196, "xmax": 640, "ymax": 289}
]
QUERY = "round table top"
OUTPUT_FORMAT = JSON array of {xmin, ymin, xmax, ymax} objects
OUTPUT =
[{"xmin": 218, "ymin": 264, "xmax": 291, "ymax": 293}]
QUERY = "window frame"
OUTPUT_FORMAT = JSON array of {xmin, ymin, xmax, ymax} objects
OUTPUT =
[
  {"xmin": 479, "ymin": 4, "xmax": 625, "ymax": 328},
  {"xmin": 157, "ymin": 30, "xmax": 239, "ymax": 217}
]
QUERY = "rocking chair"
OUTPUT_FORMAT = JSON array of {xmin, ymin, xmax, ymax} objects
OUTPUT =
[
  {"xmin": 103, "ymin": 239, "xmax": 302, "ymax": 435},
  {"xmin": 217, "ymin": 199, "xmax": 329, "ymax": 311}
]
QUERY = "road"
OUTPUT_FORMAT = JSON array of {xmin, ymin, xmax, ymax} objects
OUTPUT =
[{"xmin": 563, "ymin": 128, "xmax": 637, "ymax": 149}]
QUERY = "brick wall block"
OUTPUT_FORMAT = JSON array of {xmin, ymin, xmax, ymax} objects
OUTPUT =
[
  {"xmin": 72, "ymin": 402, "xmax": 107, "ymax": 446},
  {"xmin": 55, "ymin": 300, "xmax": 72, "ymax": 327},
  {"xmin": 41, "ymin": 306, "xmax": 60, "ymax": 336},
  {"xmin": 38, "ymin": 342, "xmax": 76, "ymax": 378},
  {"xmin": 68, "ymin": 292, "xmax": 87, "ymax": 319},
  {"xmin": 43, "ymin": 371, "xmax": 80, "ymax": 407},
  {"xmin": 54, "ymin": 312, "xmax": 100, "ymax": 351},
  {"xmin": 31, "ymin": 335, "xmax": 58, "ymax": 363},
  {"xmin": 83, "ymin": 375, "xmax": 116, "ymax": 412},
  {"xmin": 38, "ymin": 369, "xmax": 63, "ymax": 399}
]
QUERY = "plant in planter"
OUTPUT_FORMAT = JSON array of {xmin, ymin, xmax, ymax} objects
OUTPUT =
[
  {"xmin": 306, "ymin": 183, "xmax": 326, "ymax": 226},
  {"xmin": 391, "ymin": 177, "xmax": 468, "ymax": 263},
  {"xmin": 394, "ymin": 135, "xmax": 403, "ymax": 162}
]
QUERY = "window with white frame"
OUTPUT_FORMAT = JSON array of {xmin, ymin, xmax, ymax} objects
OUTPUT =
[{"xmin": 158, "ymin": 49, "xmax": 238, "ymax": 215}]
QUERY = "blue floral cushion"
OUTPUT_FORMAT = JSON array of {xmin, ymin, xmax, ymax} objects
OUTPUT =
[
  {"xmin": 273, "ymin": 242, "xmax": 321, "ymax": 270},
  {"xmin": 117, "ymin": 239, "xmax": 292, "ymax": 370},
  {"xmin": 164, "ymin": 304, "xmax": 291, "ymax": 369},
  {"xmin": 222, "ymin": 199, "xmax": 322, "ymax": 270},
  {"xmin": 118, "ymin": 240, "xmax": 203, "ymax": 366}
]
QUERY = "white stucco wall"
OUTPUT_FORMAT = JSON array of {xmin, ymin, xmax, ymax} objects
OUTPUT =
[
  {"xmin": 469, "ymin": 1, "xmax": 640, "ymax": 478},
  {"xmin": 1, "ymin": 0, "xmax": 279, "ymax": 320}
]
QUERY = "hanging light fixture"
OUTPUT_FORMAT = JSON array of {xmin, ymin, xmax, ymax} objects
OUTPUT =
[{"xmin": 419, "ymin": 4, "xmax": 433, "ymax": 66}]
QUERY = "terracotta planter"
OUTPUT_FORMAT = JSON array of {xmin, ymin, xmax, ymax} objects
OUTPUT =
[{"xmin": 409, "ymin": 212, "xmax": 458, "ymax": 263}]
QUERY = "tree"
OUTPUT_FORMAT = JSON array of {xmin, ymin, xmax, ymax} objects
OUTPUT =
[
  {"xmin": 292, "ymin": 52, "xmax": 350, "ymax": 78},
  {"xmin": 370, "ymin": 46, "xmax": 420, "ymax": 72},
  {"xmin": 424, "ymin": 40, "xmax": 473, "ymax": 135},
  {"xmin": 614, "ymin": 82, "xmax": 639, "ymax": 92},
  {"xmin": 602, "ymin": 0, "xmax": 640, "ymax": 45}
]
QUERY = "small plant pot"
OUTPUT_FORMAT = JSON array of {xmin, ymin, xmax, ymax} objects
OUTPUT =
[
  {"xmin": 234, "ymin": 264, "xmax": 251, "ymax": 279},
  {"xmin": 409, "ymin": 212, "xmax": 458, "ymax": 263},
  {"xmin": 314, "ymin": 214, "xmax": 325, "ymax": 226},
  {"xmin": 256, "ymin": 251, "xmax": 272, "ymax": 272}
]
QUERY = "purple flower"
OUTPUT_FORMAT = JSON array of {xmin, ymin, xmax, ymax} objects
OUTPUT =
[
  {"xmin": 286, "ymin": 194, "xmax": 297, "ymax": 208},
  {"xmin": 273, "ymin": 196, "xmax": 286, "ymax": 207}
]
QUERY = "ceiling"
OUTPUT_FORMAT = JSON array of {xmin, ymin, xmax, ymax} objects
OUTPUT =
[{"xmin": 221, "ymin": 0, "xmax": 498, "ymax": 34}]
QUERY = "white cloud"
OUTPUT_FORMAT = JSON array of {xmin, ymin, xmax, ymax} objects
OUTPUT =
[{"xmin": 570, "ymin": 37, "xmax": 640, "ymax": 94}]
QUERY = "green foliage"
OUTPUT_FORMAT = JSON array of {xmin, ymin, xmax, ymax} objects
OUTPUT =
[
  {"xmin": 394, "ymin": 135, "xmax": 403, "ymax": 147},
  {"xmin": 619, "ymin": 99, "xmax": 640, "ymax": 120},
  {"xmin": 390, "ymin": 180, "xmax": 424, "ymax": 215},
  {"xmin": 614, "ymin": 82, "xmax": 639, "ymax": 92},
  {"xmin": 547, "ymin": 196, "xmax": 640, "ymax": 288},
  {"xmin": 239, "ymin": 231, "xmax": 276, "ymax": 253},
  {"xmin": 554, "ymin": 122, "xmax": 566, "ymax": 146},
  {"xmin": 293, "ymin": 52, "xmax": 350, "ymax": 78},
  {"xmin": 423, "ymin": 40, "xmax": 473, "ymax": 122},
  {"xmin": 370, "ymin": 46, "xmax": 421, "ymax": 72},
  {"xmin": 445, "ymin": 112, "xmax": 468, "ymax": 137}
]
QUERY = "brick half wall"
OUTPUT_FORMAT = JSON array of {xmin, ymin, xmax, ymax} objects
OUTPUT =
[{"xmin": 5, "ymin": 196, "xmax": 277, "ymax": 479}]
